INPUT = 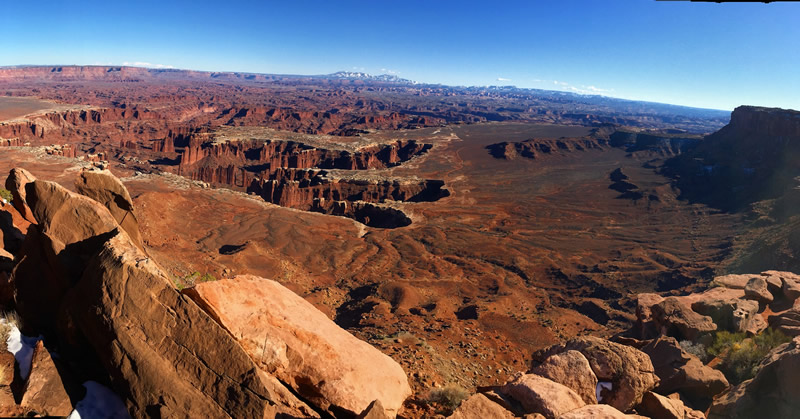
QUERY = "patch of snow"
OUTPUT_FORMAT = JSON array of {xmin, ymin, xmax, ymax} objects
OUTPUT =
[
  {"xmin": 596, "ymin": 381, "xmax": 613, "ymax": 402},
  {"xmin": 68, "ymin": 381, "xmax": 130, "ymax": 419},
  {"xmin": 3, "ymin": 320, "xmax": 40, "ymax": 380}
]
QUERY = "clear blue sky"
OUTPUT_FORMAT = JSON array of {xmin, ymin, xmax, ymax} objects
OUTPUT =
[{"xmin": 0, "ymin": 0, "xmax": 797, "ymax": 111}]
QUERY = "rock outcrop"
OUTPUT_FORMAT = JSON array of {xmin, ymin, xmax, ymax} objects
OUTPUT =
[
  {"xmin": 18, "ymin": 341, "xmax": 73, "ymax": 416},
  {"xmin": 530, "ymin": 350, "xmax": 598, "ymax": 405},
  {"xmin": 709, "ymin": 336, "xmax": 800, "ymax": 418},
  {"xmin": 4, "ymin": 168, "xmax": 36, "ymax": 224},
  {"xmin": 499, "ymin": 374, "xmax": 585, "ymax": 418},
  {"xmin": 184, "ymin": 275, "xmax": 412, "ymax": 417},
  {"xmin": 74, "ymin": 169, "xmax": 143, "ymax": 249},
  {"xmin": 650, "ymin": 298, "xmax": 717, "ymax": 341},
  {"xmin": 448, "ymin": 393, "xmax": 515, "ymax": 419},
  {"xmin": 531, "ymin": 337, "xmax": 658, "ymax": 412},
  {"xmin": 640, "ymin": 337, "xmax": 728, "ymax": 402}
]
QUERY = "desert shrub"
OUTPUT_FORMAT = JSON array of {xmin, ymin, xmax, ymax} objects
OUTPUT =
[
  {"xmin": 711, "ymin": 329, "xmax": 791, "ymax": 384},
  {"xmin": 0, "ymin": 188, "xmax": 12, "ymax": 203},
  {"xmin": 680, "ymin": 339, "xmax": 708, "ymax": 361},
  {"xmin": 707, "ymin": 331, "xmax": 747, "ymax": 357},
  {"xmin": 0, "ymin": 311, "xmax": 21, "ymax": 353},
  {"xmin": 426, "ymin": 385, "xmax": 468, "ymax": 414}
]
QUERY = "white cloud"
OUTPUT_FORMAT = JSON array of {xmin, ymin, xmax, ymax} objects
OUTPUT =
[
  {"xmin": 497, "ymin": 77, "xmax": 512, "ymax": 82},
  {"xmin": 122, "ymin": 61, "xmax": 174, "ymax": 69},
  {"xmin": 548, "ymin": 79, "xmax": 614, "ymax": 95}
]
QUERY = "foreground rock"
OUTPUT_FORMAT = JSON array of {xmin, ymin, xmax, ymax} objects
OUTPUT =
[
  {"xmin": 185, "ymin": 275, "xmax": 412, "ymax": 417},
  {"xmin": 448, "ymin": 393, "xmax": 514, "ymax": 419},
  {"xmin": 532, "ymin": 337, "xmax": 657, "ymax": 412},
  {"xmin": 10, "ymin": 169, "xmax": 318, "ymax": 417},
  {"xmin": 637, "ymin": 391, "xmax": 685, "ymax": 419},
  {"xmin": 4, "ymin": 168, "xmax": 36, "ymax": 224},
  {"xmin": 499, "ymin": 374, "xmax": 585, "ymax": 418},
  {"xmin": 641, "ymin": 337, "xmax": 728, "ymax": 402},
  {"xmin": 530, "ymin": 350, "xmax": 598, "ymax": 404},
  {"xmin": 650, "ymin": 298, "xmax": 716, "ymax": 341},
  {"xmin": 556, "ymin": 404, "xmax": 629, "ymax": 418},
  {"xmin": 19, "ymin": 341, "xmax": 74, "ymax": 416},
  {"xmin": 12, "ymin": 178, "xmax": 122, "ymax": 333},
  {"xmin": 74, "ymin": 169, "xmax": 143, "ymax": 249},
  {"xmin": 709, "ymin": 336, "xmax": 800, "ymax": 418}
]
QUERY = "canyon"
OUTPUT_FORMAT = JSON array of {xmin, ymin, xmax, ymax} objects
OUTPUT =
[{"xmin": 0, "ymin": 66, "xmax": 798, "ymax": 418}]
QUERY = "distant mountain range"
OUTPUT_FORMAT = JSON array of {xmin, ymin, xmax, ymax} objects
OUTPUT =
[{"xmin": 323, "ymin": 71, "xmax": 414, "ymax": 84}]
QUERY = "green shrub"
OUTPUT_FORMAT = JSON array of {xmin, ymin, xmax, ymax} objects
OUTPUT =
[
  {"xmin": 426, "ymin": 385, "xmax": 468, "ymax": 414},
  {"xmin": 707, "ymin": 331, "xmax": 747, "ymax": 357},
  {"xmin": 711, "ymin": 329, "xmax": 791, "ymax": 384},
  {"xmin": 0, "ymin": 188, "xmax": 12, "ymax": 203}
]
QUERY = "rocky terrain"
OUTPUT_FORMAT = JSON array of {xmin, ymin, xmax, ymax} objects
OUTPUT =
[
  {"xmin": 0, "ymin": 66, "xmax": 799, "ymax": 417},
  {"xmin": 1, "ymin": 167, "xmax": 798, "ymax": 418}
]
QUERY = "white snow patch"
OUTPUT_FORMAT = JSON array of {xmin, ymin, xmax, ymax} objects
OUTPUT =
[
  {"xmin": 596, "ymin": 381, "xmax": 613, "ymax": 402},
  {"xmin": 3, "ymin": 319, "xmax": 41, "ymax": 380},
  {"xmin": 68, "ymin": 381, "xmax": 130, "ymax": 419}
]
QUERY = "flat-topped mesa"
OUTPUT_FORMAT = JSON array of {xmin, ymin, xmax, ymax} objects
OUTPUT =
[
  {"xmin": 177, "ymin": 137, "xmax": 431, "ymax": 173},
  {"xmin": 247, "ymin": 169, "xmax": 447, "ymax": 228},
  {"xmin": 728, "ymin": 105, "xmax": 800, "ymax": 138}
]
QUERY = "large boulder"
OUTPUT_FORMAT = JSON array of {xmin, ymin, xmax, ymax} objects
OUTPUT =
[
  {"xmin": 769, "ymin": 307, "xmax": 800, "ymax": 337},
  {"xmin": 63, "ymin": 231, "xmax": 316, "ymax": 418},
  {"xmin": 12, "ymin": 179, "xmax": 122, "ymax": 333},
  {"xmin": 709, "ymin": 336, "xmax": 800, "ymax": 418},
  {"xmin": 532, "ymin": 337, "xmax": 658, "ymax": 412},
  {"xmin": 556, "ymin": 404, "xmax": 629, "ymax": 418},
  {"xmin": 184, "ymin": 275, "xmax": 412, "ymax": 417},
  {"xmin": 10, "ymin": 170, "xmax": 317, "ymax": 417},
  {"xmin": 447, "ymin": 393, "xmax": 515, "ymax": 419},
  {"xmin": 650, "ymin": 298, "xmax": 716, "ymax": 341},
  {"xmin": 637, "ymin": 391, "xmax": 685, "ymax": 419},
  {"xmin": 74, "ymin": 169, "xmax": 143, "ymax": 249},
  {"xmin": 691, "ymin": 298, "xmax": 761, "ymax": 334},
  {"xmin": 4, "ymin": 168, "xmax": 36, "ymax": 224},
  {"xmin": 744, "ymin": 277, "xmax": 773, "ymax": 305},
  {"xmin": 499, "ymin": 374, "xmax": 585, "ymax": 418},
  {"xmin": 530, "ymin": 350, "xmax": 598, "ymax": 404},
  {"xmin": 711, "ymin": 274, "xmax": 758, "ymax": 289},
  {"xmin": 19, "ymin": 341, "xmax": 74, "ymax": 416},
  {"xmin": 640, "ymin": 337, "xmax": 728, "ymax": 402}
]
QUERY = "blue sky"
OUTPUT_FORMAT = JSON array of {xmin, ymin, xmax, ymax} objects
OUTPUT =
[{"xmin": 0, "ymin": 0, "xmax": 797, "ymax": 111}]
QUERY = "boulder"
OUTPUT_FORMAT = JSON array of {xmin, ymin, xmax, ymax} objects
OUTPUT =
[
  {"xmin": 769, "ymin": 308, "xmax": 800, "ymax": 337},
  {"xmin": 637, "ymin": 391, "xmax": 684, "ymax": 419},
  {"xmin": 709, "ymin": 336, "xmax": 800, "ymax": 418},
  {"xmin": 532, "ymin": 337, "xmax": 658, "ymax": 412},
  {"xmin": 635, "ymin": 293, "xmax": 665, "ymax": 339},
  {"xmin": 691, "ymin": 298, "xmax": 759, "ymax": 334},
  {"xmin": 711, "ymin": 274, "xmax": 758, "ymax": 289},
  {"xmin": 744, "ymin": 277, "xmax": 773, "ymax": 305},
  {"xmin": 499, "ymin": 374, "xmax": 585, "ymax": 418},
  {"xmin": 0, "ymin": 350, "xmax": 17, "ymax": 413},
  {"xmin": 781, "ymin": 276, "xmax": 800, "ymax": 303},
  {"xmin": 358, "ymin": 400, "xmax": 391, "ymax": 419},
  {"xmin": 556, "ymin": 404, "xmax": 629, "ymax": 418},
  {"xmin": 19, "ymin": 341, "xmax": 73, "ymax": 416},
  {"xmin": 4, "ymin": 168, "xmax": 36, "ymax": 224},
  {"xmin": 74, "ymin": 169, "xmax": 143, "ymax": 249},
  {"xmin": 651, "ymin": 298, "xmax": 716, "ymax": 341},
  {"xmin": 530, "ymin": 350, "xmax": 598, "ymax": 404},
  {"xmin": 63, "ymin": 231, "xmax": 316, "ymax": 418},
  {"xmin": 184, "ymin": 275, "xmax": 412, "ymax": 417},
  {"xmin": 640, "ymin": 337, "xmax": 728, "ymax": 400},
  {"xmin": 448, "ymin": 393, "xmax": 515, "ymax": 419},
  {"xmin": 12, "ymin": 179, "xmax": 122, "ymax": 333}
]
